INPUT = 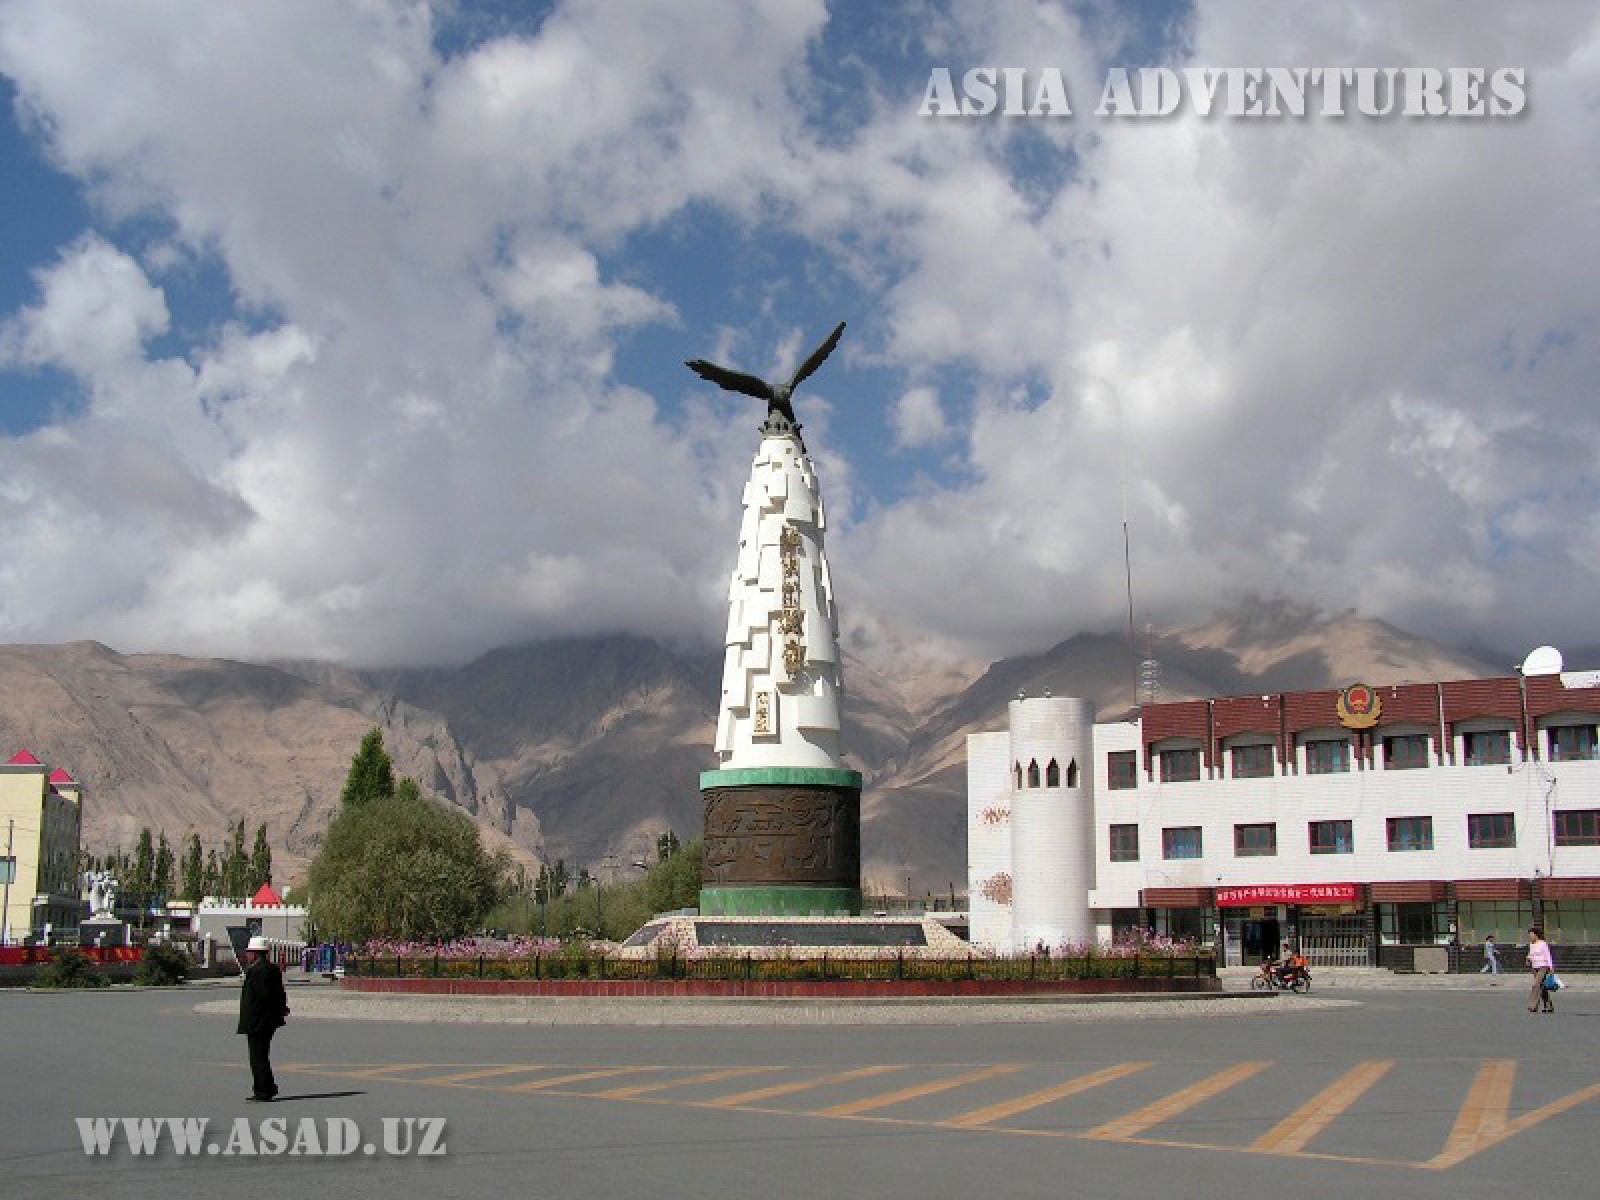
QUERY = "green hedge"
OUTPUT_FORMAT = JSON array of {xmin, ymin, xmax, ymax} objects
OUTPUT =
[{"xmin": 348, "ymin": 951, "xmax": 1215, "ymax": 983}]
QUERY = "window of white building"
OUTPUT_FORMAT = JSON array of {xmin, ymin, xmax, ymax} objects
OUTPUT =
[
  {"xmin": 1162, "ymin": 826, "xmax": 1202, "ymax": 859},
  {"xmin": 1308, "ymin": 819, "xmax": 1353, "ymax": 855},
  {"xmin": 1466, "ymin": 812, "xmax": 1515, "ymax": 849},
  {"xmin": 1386, "ymin": 816, "xmax": 1433, "ymax": 852},
  {"xmin": 1377, "ymin": 901, "xmax": 1450, "ymax": 945},
  {"xmin": 1107, "ymin": 751, "xmax": 1138, "ymax": 790},
  {"xmin": 1383, "ymin": 734, "xmax": 1430, "ymax": 770},
  {"xmin": 1456, "ymin": 900, "xmax": 1532, "ymax": 944},
  {"xmin": 1545, "ymin": 901, "xmax": 1600, "ymax": 943},
  {"xmin": 1462, "ymin": 729, "xmax": 1512, "ymax": 766},
  {"xmin": 1230, "ymin": 743, "xmax": 1274, "ymax": 779},
  {"xmin": 1234, "ymin": 822, "xmax": 1277, "ymax": 857},
  {"xmin": 1108, "ymin": 824, "xmax": 1139, "ymax": 862},
  {"xmin": 1548, "ymin": 724, "xmax": 1599, "ymax": 762},
  {"xmin": 1553, "ymin": 809, "xmax": 1600, "ymax": 847},
  {"xmin": 1159, "ymin": 748, "xmax": 1201, "ymax": 783},
  {"xmin": 1304, "ymin": 738, "xmax": 1350, "ymax": 775}
]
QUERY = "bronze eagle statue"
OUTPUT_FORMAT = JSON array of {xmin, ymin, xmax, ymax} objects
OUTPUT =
[{"xmin": 685, "ymin": 321, "xmax": 846, "ymax": 426}]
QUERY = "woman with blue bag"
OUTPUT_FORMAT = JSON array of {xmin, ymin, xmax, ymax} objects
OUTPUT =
[{"xmin": 1527, "ymin": 927, "xmax": 1556, "ymax": 1014}]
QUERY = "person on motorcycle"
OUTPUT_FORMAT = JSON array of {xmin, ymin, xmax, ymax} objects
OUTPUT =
[{"xmin": 1277, "ymin": 947, "xmax": 1309, "ymax": 986}]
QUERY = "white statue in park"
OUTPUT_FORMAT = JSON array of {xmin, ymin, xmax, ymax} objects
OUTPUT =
[{"xmin": 84, "ymin": 870, "xmax": 119, "ymax": 918}]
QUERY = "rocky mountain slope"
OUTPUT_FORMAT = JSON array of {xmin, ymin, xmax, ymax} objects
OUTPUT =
[{"xmin": 0, "ymin": 601, "xmax": 1506, "ymax": 891}]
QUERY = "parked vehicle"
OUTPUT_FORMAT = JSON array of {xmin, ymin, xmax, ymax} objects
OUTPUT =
[{"xmin": 1251, "ymin": 958, "xmax": 1312, "ymax": 993}]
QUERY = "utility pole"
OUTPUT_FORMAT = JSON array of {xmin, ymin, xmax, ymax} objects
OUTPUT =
[{"xmin": 2, "ymin": 818, "xmax": 14, "ymax": 947}]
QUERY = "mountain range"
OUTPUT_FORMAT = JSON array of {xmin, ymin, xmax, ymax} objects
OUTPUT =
[{"xmin": 0, "ymin": 599, "xmax": 1509, "ymax": 893}]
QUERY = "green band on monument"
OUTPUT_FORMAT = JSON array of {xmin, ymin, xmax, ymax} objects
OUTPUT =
[{"xmin": 699, "ymin": 766, "xmax": 863, "ymax": 790}]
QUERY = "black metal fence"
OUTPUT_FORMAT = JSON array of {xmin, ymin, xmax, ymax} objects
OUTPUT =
[{"xmin": 345, "ymin": 951, "xmax": 1215, "ymax": 983}]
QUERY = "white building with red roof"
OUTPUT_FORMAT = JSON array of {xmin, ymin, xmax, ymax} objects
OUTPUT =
[{"xmin": 0, "ymin": 749, "xmax": 83, "ymax": 943}]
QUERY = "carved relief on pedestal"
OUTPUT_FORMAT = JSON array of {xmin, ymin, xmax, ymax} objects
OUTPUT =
[{"xmin": 701, "ymin": 785, "xmax": 861, "ymax": 886}]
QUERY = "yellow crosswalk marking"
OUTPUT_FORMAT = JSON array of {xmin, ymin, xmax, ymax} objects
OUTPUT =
[
  {"xmin": 1084, "ymin": 1062, "xmax": 1271, "ymax": 1141},
  {"xmin": 701, "ymin": 1065, "xmax": 909, "ymax": 1108},
  {"xmin": 244, "ymin": 1055, "xmax": 1600, "ymax": 1172},
  {"xmin": 1251, "ymin": 1060, "xmax": 1394, "ymax": 1154},
  {"xmin": 1430, "ymin": 1059, "xmax": 1515, "ymax": 1168},
  {"xmin": 592, "ymin": 1066, "xmax": 774, "ymax": 1099},
  {"xmin": 815, "ymin": 1064, "xmax": 1027, "ymax": 1117},
  {"xmin": 339, "ymin": 1064, "xmax": 437, "ymax": 1080},
  {"xmin": 503, "ymin": 1066, "xmax": 664, "ymax": 1092},
  {"xmin": 944, "ymin": 1063, "xmax": 1154, "ymax": 1128},
  {"xmin": 426, "ymin": 1064, "xmax": 561, "ymax": 1086}
]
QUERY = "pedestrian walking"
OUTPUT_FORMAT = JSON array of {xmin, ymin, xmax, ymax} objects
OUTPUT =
[
  {"xmin": 1526, "ymin": 927, "xmax": 1555, "ymax": 1014},
  {"xmin": 238, "ymin": 936, "xmax": 290, "ymax": 1100},
  {"xmin": 1480, "ymin": 935, "xmax": 1500, "ymax": 977}
]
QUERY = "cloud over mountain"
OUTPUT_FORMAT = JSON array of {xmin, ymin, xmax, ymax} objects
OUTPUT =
[{"xmin": 0, "ymin": 2, "xmax": 1594, "ymax": 669}]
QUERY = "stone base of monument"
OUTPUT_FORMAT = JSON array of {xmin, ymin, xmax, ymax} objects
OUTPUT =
[
  {"xmin": 78, "ymin": 916, "xmax": 129, "ymax": 949},
  {"xmin": 700, "ymin": 767, "xmax": 863, "ymax": 918}
]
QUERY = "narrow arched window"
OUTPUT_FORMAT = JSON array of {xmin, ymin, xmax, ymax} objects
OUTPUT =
[
  {"xmin": 1027, "ymin": 759, "xmax": 1041, "ymax": 788},
  {"xmin": 1014, "ymin": 762, "xmax": 1023, "ymax": 789},
  {"xmin": 1066, "ymin": 758, "xmax": 1079, "ymax": 788},
  {"xmin": 1045, "ymin": 759, "xmax": 1060, "ymax": 787}
]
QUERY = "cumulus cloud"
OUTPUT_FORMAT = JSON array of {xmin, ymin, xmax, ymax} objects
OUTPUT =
[
  {"xmin": 0, "ymin": 1, "xmax": 1595, "ymax": 668},
  {"xmin": 887, "ymin": 386, "xmax": 948, "ymax": 451}
]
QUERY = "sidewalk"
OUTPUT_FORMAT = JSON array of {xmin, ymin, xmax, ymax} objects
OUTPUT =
[{"xmin": 1218, "ymin": 965, "xmax": 1593, "ymax": 992}]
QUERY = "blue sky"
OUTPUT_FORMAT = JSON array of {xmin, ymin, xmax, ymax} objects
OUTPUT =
[{"xmin": 0, "ymin": 1, "xmax": 1596, "ymax": 669}]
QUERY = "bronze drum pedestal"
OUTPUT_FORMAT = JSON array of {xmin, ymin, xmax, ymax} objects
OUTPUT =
[{"xmin": 699, "ymin": 767, "xmax": 862, "ymax": 917}]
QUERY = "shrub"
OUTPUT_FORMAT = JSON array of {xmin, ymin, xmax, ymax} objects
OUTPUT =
[
  {"xmin": 36, "ymin": 948, "xmax": 110, "ymax": 989},
  {"xmin": 134, "ymin": 941, "xmax": 192, "ymax": 986}
]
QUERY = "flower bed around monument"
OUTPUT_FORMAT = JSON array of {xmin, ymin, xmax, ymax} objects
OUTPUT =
[{"xmin": 344, "ymin": 931, "xmax": 1215, "ymax": 989}]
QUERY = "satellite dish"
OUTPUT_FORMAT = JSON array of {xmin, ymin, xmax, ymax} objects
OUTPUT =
[{"xmin": 1521, "ymin": 645, "xmax": 1563, "ymax": 677}]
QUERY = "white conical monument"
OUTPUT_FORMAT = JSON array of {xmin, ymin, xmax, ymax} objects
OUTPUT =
[
  {"xmin": 712, "ymin": 429, "xmax": 846, "ymax": 770},
  {"xmin": 686, "ymin": 324, "xmax": 862, "ymax": 916}
]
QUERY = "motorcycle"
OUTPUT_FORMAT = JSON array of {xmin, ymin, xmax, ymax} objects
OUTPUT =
[{"xmin": 1251, "ymin": 959, "xmax": 1312, "ymax": 993}]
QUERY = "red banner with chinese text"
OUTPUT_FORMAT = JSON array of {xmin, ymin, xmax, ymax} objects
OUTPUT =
[{"xmin": 1215, "ymin": 883, "xmax": 1361, "ymax": 907}]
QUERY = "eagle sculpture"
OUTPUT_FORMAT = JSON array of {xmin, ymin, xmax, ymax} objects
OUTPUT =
[{"xmin": 685, "ymin": 321, "xmax": 846, "ymax": 427}]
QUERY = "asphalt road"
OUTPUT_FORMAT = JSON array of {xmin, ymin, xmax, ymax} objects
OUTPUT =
[{"xmin": 2, "ymin": 983, "xmax": 1594, "ymax": 1200}]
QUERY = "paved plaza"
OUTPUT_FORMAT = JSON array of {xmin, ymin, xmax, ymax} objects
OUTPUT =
[{"xmin": 1, "ymin": 980, "xmax": 1595, "ymax": 1199}]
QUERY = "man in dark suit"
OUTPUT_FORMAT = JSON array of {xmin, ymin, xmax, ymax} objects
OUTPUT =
[{"xmin": 237, "ymin": 936, "xmax": 290, "ymax": 1102}]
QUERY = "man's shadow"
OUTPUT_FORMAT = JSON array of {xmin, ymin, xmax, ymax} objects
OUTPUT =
[{"xmin": 271, "ymin": 1091, "xmax": 367, "ymax": 1101}]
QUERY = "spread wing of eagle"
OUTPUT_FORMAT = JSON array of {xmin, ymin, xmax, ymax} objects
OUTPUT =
[{"xmin": 685, "ymin": 321, "xmax": 846, "ymax": 425}]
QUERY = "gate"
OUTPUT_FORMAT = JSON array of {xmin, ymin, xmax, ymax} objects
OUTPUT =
[{"xmin": 1299, "ymin": 915, "xmax": 1369, "ymax": 967}]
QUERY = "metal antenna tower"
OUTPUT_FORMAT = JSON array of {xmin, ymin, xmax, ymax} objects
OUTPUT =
[{"xmin": 1139, "ymin": 621, "xmax": 1161, "ymax": 705}]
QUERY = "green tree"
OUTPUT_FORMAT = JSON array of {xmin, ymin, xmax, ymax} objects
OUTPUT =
[
  {"xmin": 340, "ymin": 727, "xmax": 396, "ymax": 809},
  {"xmin": 202, "ymin": 848, "xmax": 221, "ymax": 899},
  {"xmin": 249, "ymin": 824, "xmax": 272, "ymax": 891},
  {"xmin": 180, "ymin": 834, "xmax": 204, "ymax": 903},
  {"xmin": 645, "ymin": 841, "xmax": 703, "ymax": 914},
  {"xmin": 132, "ymin": 829, "xmax": 155, "ymax": 924},
  {"xmin": 153, "ymin": 832, "xmax": 174, "ymax": 903},
  {"xmin": 220, "ymin": 819, "xmax": 248, "ymax": 900},
  {"xmin": 307, "ymin": 772, "xmax": 507, "ymax": 943}
]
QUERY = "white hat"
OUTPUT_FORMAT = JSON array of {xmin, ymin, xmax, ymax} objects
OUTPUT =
[{"xmin": 245, "ymin": 936, "xmax": 269, "ymax": 952}]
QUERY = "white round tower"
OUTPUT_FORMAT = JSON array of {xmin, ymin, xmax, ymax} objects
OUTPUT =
[{"xmin": 1007, "ymin": 696, "xmax": 1096, "ymax": 950}]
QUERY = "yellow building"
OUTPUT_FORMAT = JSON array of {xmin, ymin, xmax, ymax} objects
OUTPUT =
[{"xmin": 0, "ymin": 749, "xmax": 83, "ymax": 944}]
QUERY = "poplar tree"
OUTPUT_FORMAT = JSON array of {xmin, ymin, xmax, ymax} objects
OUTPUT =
[
  {"xmin": 153, "ymin": 832, "xmax": 174, "ymax": 902},
  {"xmin": 249, "ymin": 824, "xmax": 272, "ymax": 891},
  {"xmin": 181, "ymin": 834, "xmax": 204, "ymax": 903},
  {"xmin": 132, "ymin": 829, "xmax": 155, "ymax": 919}
]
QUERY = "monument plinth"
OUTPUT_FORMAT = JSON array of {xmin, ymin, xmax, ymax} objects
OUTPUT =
[{"xmin": 688, "ymin": 327, "xmax": 862, "ymax": 917}]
